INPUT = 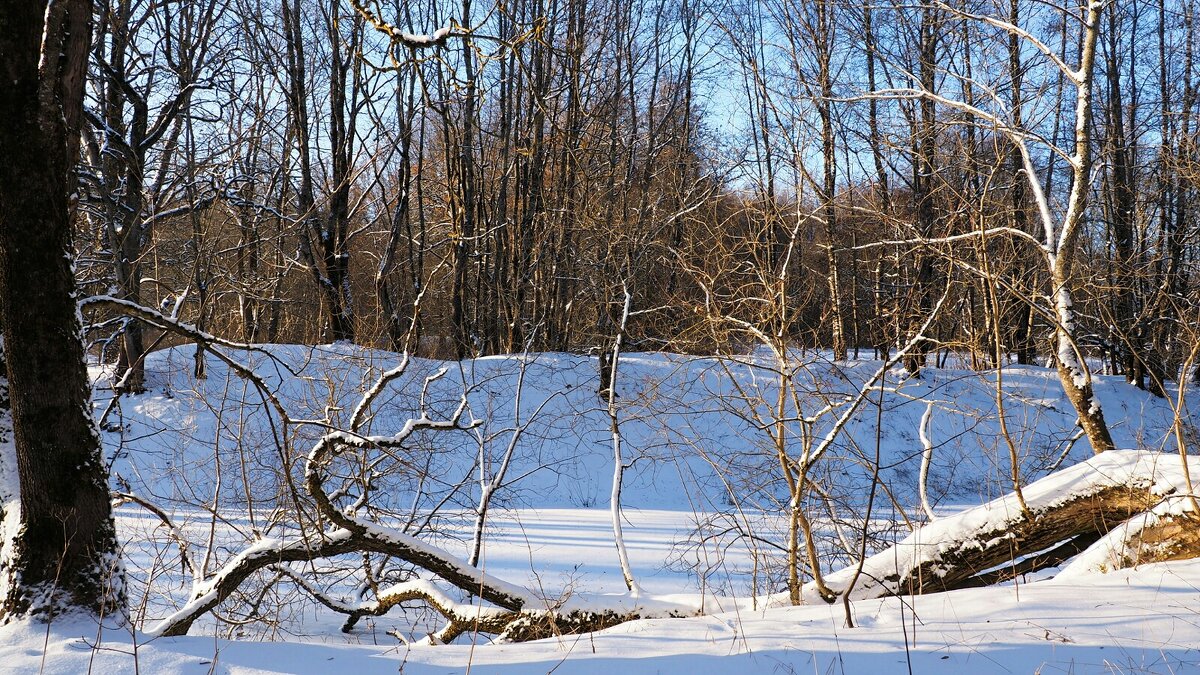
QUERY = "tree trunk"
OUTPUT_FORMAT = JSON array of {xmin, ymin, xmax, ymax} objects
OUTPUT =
[
  {"xmin": 817, "ymin": 0, "xmax": 846, "ymax": 362},
  {"xmin": 0, "ymin": 0, "xmax": 126, "ymax": 622},
  {"xmin": 904, "ymin": 6, "xmax": 940, "ymax": 377},
  {"xmin": 1101, "ymin": 7, "xmax": 1145, "ymax": 392},
  {"xmin": 1049, "ymin": 0, "xmax": 1116, "ymax": 454}
]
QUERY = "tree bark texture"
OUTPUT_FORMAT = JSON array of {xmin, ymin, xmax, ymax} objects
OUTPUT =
[{"xmin": 0, "ymin": 0, "xmax": 126, "ymax": 621}]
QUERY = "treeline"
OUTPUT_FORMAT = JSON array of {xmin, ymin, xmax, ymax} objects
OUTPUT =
[{"xmin": 78, "ymin": 0, "xmax": 1200, "ymax": 395}]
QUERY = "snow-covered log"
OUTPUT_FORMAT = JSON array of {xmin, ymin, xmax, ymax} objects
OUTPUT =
[{"xmin": 799, "ymin": 451, "xmax": 1198, "ymax": 605}]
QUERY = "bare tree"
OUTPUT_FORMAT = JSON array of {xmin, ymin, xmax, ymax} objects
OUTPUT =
[
  {"xmin": 865, "ymin": 0, "xmax": 1117, "ymax": 452},
  {"xmin": 82, "ymin": 0, "xmax": 222, "ymax": 391}
]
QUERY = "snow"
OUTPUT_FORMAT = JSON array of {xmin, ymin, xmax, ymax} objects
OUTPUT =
[
  {"xmin": 802, "ymin": 450, "xmax": 1196, "ymax": 603},
  {"xmin": 101, "ymin": 345, "xmax": 1192, "ymax": 515},
  {"xmin": 5, "ymin": 344, "xmax": 1199, "ymax": 672},
  {"xmin": 4, "ymin": 558, "xmax": 1200, "ymax": 673},
  {"xmin": 398, "ymin": 26, "xmax": 454, "ymax": 46},
  {"xmin": 0, "ymin": 358, "xmax": 23, "ymax": 606}
]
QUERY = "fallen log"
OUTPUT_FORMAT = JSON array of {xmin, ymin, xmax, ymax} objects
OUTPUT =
[{"xmin": 798, "ymin": 451, "xmax": 1196, "ymax": 605}]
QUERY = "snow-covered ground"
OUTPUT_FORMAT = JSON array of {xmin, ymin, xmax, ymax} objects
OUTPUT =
[
  {"xmin": 5, "ymin": 345, "xmax": 1198, "ymax": 673},
  {"xmin": 4, "ymin": 556, "xmax": 1199, "ymax": 673}
]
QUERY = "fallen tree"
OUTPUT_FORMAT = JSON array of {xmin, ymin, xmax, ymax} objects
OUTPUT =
[
  {"xmin": 137, "ymin": 346, "xmax": 701, "ymax": 642},
  {"xmin": 795, "ymin": 450, "xmax": 1199, "ymax": 606},
  {"xmin": 87, "ymin": 301, "xmax": 702, "ymax": 642}
]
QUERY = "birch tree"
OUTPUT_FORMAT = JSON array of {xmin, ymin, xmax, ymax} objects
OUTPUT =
[{"xmin": 871, "ymin": 0, "xmax": 1117, "ymax": 452}]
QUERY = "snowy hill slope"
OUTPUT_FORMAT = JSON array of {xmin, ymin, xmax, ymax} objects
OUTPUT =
[
  {"xmin": 35, "ymin": 344, "xmax": 1195, "ymax": 673},
  {"xmin": 102, "ymin": 344, "xmax": 1195, "ymax": 515},
  {"xmin": 92, "ymin": 346, "xmax": 1198, "ymax": 631}
]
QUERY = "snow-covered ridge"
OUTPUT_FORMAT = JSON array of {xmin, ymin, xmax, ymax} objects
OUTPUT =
[{"xmin": 99, "ymin": 344, "xmax": 1196, "ymax": 513}]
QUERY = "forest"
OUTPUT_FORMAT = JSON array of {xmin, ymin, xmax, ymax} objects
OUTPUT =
[
  {"xmin": 0, "ymin": 0, "xmax": 1199, "ymax": 672},
  {"xmin": 66, "ymin": 0, "xmax": 1200, "ymax": 388}
]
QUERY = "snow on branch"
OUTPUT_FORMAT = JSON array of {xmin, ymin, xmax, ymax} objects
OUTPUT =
[
  {"xmin": 350, "ymin": 0, "xmax": 459, "ymax": 49},
  {"xmin": 837, "ymin": 226, "xmax": 1051, "ymax": 264}
]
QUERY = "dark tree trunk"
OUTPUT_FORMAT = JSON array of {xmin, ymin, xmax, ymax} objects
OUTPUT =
[
  {"xmin": 1006, "ymin": 0, "xmax": 1037, "ymax": 368},
  {"xmin": 0, "ymin": 0, "xmax": 125, "ymax": 622},
  {"xmin": 903, "ymin": 7, "xmax": 940, "ymax": 378},
  {"xmin": 282, "ymin": 0, "xmax": 357, "ymax": 345},
  {"xmin": 97, "ymin": 0, "xmax": 148, "ymax": 393},
  {"xmin": 1013, "ymin": 303, "xmax": 1037, "ymax": 365},
  {"xmin": 863, "ymin": 1, "xmax": 895, "ymax": 360},
  {"xmin": 817, "ymin": 0, "xmax": 846, "ymax": 362},
  {"xmin": 1101, "ymin": 8, "xmax": 1145, "ymax": 392}
]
